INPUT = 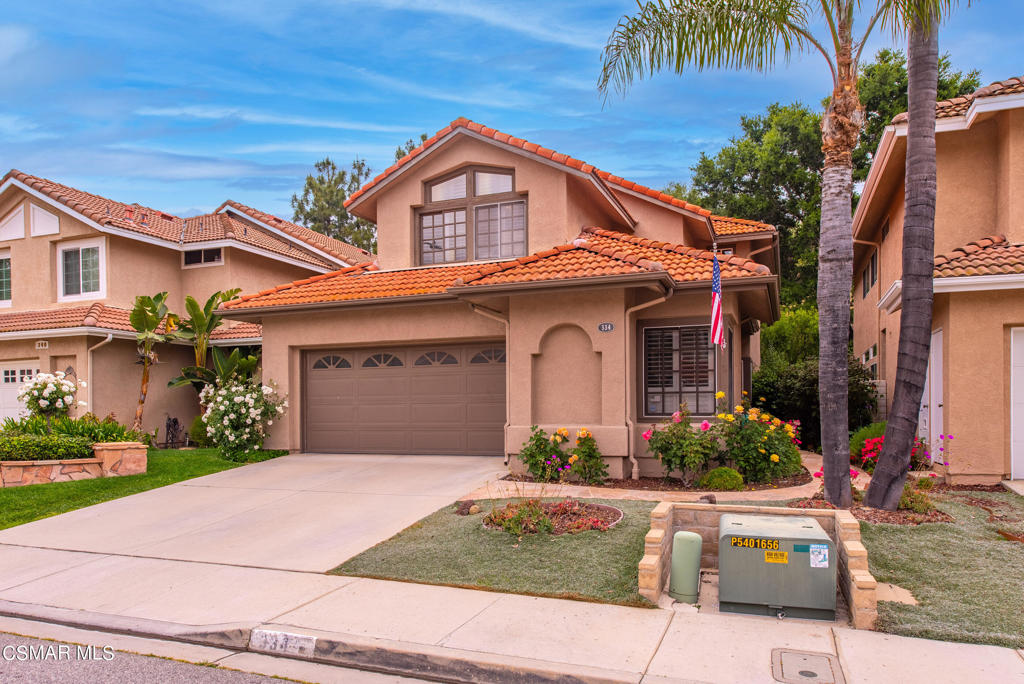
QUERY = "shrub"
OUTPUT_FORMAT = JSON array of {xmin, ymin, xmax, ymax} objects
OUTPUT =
[
  {"xmin": 568, "ymin": 428, "xmax": 607, "ymax": 485},
  {"xmin": 17, "ymin": 372, "xmax": 86, "ymax": 419},
  {"xmin": 515, "ymin": 426, "xmax": 607, "ymax": 484},
  {"xmin": 858, "ymin": 435, "xmax": 929, "ymax": 474},
  {"xmin": 199, "ymin": 378, "xmax": 287, "ymax": 461},
  {"xmin": 761, "ymin": 305, "xmax": 819, "ymax": 366},
  {"xmin": 1, "ymin": 414, "xmax": 143, "ymax": 443},
  {"xmin": 850, "ymin": 421, "xmax": 887, "ymax": 460},
  {"xmin": 643, "ymin": 405, "xmax": 718, "ymax": 483},
  {"xmin": 899, "ymin": 482, "xmax": 935, "ymax": 514},
  {"xmin": 719, "ymin": 404, "xmax": 803, "ymax": 483},
  {"xmin": 915, "ymin": 476, "xmax": 935, "ymax": 490},
  {"xmin": 0, "ymin": 433, "xmax": 94, "ymax": 461},
  {"xmin": 484, "ymin": 499, "xmax": 553, "ymax": 535},
  {"xmin": 188, "ymin": 414, "xmax": 212, "ymax": 448},
  {"xmin": 699, "ymin": 467, "xmax": 744, "ymax": 491},
  {"xmin": 753, "ymin": 354, "xmax": 877, "ymax": 450}
]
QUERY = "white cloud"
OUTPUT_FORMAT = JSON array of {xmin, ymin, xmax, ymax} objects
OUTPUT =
[
  {"xmin": 134, "ymin": 105, "xmax": 415, "ymax": 133},
  {"xmin": 0, "ymin": 114, "xmax": 56, "ymax": 142}
]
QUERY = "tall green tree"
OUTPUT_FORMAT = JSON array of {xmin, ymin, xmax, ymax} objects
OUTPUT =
[
  {"xmin": 395, "ymin": 134, "xmax": 428, "ymax": 161},
  {"xmin": 291, "ymin": 158, "xmax": 376, "ymax": 252},
  {"xmin": 855, "ymin": 47, "xmax": 979, "ymax": 181}
]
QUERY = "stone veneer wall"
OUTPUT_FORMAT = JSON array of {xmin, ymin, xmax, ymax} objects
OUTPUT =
[
  {"xmin": 1, "ymin": 442, "xmax": 147, "ymax": 488},
  {"xmin": 638, "ymin": 502, "xmax": 878, "ymax": 629}
]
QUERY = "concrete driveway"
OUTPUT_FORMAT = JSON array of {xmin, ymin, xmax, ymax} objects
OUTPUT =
[{"xmin": 0, "ymin": 453, "xmax": 503, "ymax": 573}]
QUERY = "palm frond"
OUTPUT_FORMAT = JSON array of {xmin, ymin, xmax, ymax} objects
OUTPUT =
[
  {"xmin": 599, "ymin": 0, "xmax": 818, "ymax": 97},
  {"xmin": 876, "ymin": 0, "xmax": 965, "ymax": 37}
]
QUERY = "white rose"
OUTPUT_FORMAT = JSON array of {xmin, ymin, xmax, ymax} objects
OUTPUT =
[{"xmin": 39, "ymin": 399, "xmax": 49, "ymax": 407}]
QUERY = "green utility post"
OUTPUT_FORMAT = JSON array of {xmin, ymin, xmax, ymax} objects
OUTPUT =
[{"xmin": 668, "ymin": 530, "xmax": 702, "ymax": 603}]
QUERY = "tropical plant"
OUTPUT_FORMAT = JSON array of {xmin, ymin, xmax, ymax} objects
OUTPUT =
[
  {"xmin": 643, "ymin": 405, "xmax": 718, "ymax": 484},
  {"xmin": 199, "ymin": 378, "xmax": 287, "ymax": 461},
  {"xmin": 129, "ymin": 292, "xmax": 180, "ymax": 432},
  {"xmin": 867, "ymin": 4, "xmax": 955, "ymax": 510},
  {"xmin": 168, "ymin": 289, "xmax": 240, "ymax": 393},
  {"xmin": 17, "ymin": 371, "xmax": 86, "ymax": 423},
  {"xmin": 599, "ymin": 1, "xmax": 963, "ymax": 507}
]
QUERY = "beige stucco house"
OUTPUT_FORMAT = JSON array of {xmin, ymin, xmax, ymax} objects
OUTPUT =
[
  {"xmin": 224, "ymin": 118, "xmax": 781, "ymax": 477},
  {"xmin": 0, "ymin": 170, "xmax": 369, "ymax": 435},
  {"xmin": 852, "ymin": 76, "xmax": 1024, "ymax": 484}
]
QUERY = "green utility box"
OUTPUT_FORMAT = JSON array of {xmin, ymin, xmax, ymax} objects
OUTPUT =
[{"xmin": 718, "ymin": 514, "xmax": 836, "ymax": 620}]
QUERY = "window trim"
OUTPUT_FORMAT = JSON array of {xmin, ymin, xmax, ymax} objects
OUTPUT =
[
  {"xmin": 182, "ymin": 247, "xmax": 224, "ymax": 269},
  {"xmin": 861, "ymin": 251, "xmax": 877, "ymax": 298},
  {"xmin": 415, "ymin": 165, "xmax": 525, "ymax": 266},
  {"xmin": 638, "ymin": 320, "xmax": 719, "ymax": 420},
  {"xmin": 0, "ymin": 248, "xmax": 10, "ymax": 308},
  {"xmin": 57, "ymin": 237, "xmax": 106, "ymax": 303}
]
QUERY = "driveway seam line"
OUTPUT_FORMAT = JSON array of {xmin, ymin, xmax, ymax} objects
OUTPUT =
[
  {"xmin": 640, "ymin": 607, "xmax": 675, "ymax": 676},
  {"xmin": 0, "ymin": 549, "xmax": 113, "ymax": 594},
  {"xmin": 433, "ymin": 593, "xmax": 505, "ymax": 646},
  {"xmin": 262, "ymin": 582, "xmax": 358, "ymax": 624}
]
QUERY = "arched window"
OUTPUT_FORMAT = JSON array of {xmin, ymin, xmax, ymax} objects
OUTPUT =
[
  {"xmin": 312, "ymin": 354, "xmax": 351, "ymax": 370},
  {"xmin": 470, "ymin": 348, "xmax": 506, "ymax": 364},
  {"xmin": 414, "ymin": 351, "xmax": 459, "ymax": 366},
  {"xmin": 362, "ymin": 352, "xmax": 403, "ymax": 368}
]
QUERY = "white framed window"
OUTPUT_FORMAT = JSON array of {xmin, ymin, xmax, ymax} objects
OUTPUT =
[
  {"xmin": 183, "ymin": 247, "xmax": 223, "ymax": 268},
  {"xmin": 0, "ymin": 248, "xmax": 10, "ymax": 308},
  {"xmin": 58, "ymin": 237, "xmax": 105, "ymax": 302}
]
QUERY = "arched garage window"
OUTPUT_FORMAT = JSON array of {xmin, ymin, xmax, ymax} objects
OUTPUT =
[
  {"xmin": 362, "ymin": 353, "xmax": 403, "ymax": 368},
  {"xmin": 470, "ymin": 348, "xmax": 506, "ymax": 364},
  {"xmin": 414, "ymin": 351, "xmax": 459, "ymax": 366},
  {"xmin": 312, "ymin": 354, "xmax": 351, "ymax": 370}
]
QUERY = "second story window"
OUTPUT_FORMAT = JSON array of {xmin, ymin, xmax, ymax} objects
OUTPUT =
[
  {"xmin": 419, "ymin": 167, "xmax": 525, "ymax": 265},
  {"xmin": 184, "ymin": 248, "xmax": 223, "ymax": 266},
  {"xmin": 0, "ymin": 249, "xmax": 10, "ymax": 307},
  {"xmin": 861, "ymin": 251, "xmax": 877, "ymax": 298},
  {"xmin": 59, "ymin": 238, "xmax": 104, "ymax": 301}
]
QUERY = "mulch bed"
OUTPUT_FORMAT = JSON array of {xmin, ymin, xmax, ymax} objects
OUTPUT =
[
  {"xmin": 929, "ymin": 483, "xmax": 1006, "ymax": 493},
  {"xmin": 786, "ymin": 494, "xmax": 954, "ymax": 525},
  {"xmin": 502, "ymin": 467, "xmax": 812, "ymax": 492},
  {"xmin": 482, "ymin": 499, "xmax": 624, "ymax": 536}
]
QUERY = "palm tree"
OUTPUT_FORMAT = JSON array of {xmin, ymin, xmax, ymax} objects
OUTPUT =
[
  {"xmin": 130, "ymin": 292, "xmax": 180, "ymax": 433},
  {"xmin": 600, "ymin": 1, "xmax": 895, "ymax": 506},
  {"xmin": 866, "ymin": 4, "xmax": 953, "ymax": 510}
]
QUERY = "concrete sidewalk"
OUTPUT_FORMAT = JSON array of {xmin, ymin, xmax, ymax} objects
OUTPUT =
[{"xmin": 1, "ymin": 574, "xmax": 1021, "ymax": 683}]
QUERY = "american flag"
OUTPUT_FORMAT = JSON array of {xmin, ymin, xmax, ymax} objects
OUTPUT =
[{"xmin": 710, "ymin": 252, "xmax": 725, "ymax": 348}]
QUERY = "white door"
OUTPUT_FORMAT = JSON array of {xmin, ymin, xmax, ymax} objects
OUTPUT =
[
  {"xmin": 929, "ymin": 329, "xmax": 944, "ymax": 447},
  {"xmin": 1011, "ymin": 328, "xmax": 1024, "ymax": 479},
  {"xmin": 0, "ymin": 363, "xmax": 40, "ymax": 420}
]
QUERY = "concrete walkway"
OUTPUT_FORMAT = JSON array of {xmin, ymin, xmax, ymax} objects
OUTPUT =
[{"xmin": 462, "ymin": 452, "xmax": 873, "ymax": 503}]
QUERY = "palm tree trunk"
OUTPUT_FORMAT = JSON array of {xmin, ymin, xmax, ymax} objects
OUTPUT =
[
  {"xmin": 865, "ymin": 14, "xmax": 938, "ymax": 510},
  {"xmin": 132, "ymin": 354, "xmax": 151, "ymax": 433},
  {"xmin": 818, "ymin": 19, "xmax": 860, "ymax": 508}
]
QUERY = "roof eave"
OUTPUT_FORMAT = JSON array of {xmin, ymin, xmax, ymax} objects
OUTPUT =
[{"xmin": 447, "ymin": 270, "xmax": 674, "ymax": 298}]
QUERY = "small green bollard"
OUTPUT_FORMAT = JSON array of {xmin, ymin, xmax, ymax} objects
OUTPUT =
[{"xmin": 668, "ymin": 530, "xmax": 702, "ymax": 603}]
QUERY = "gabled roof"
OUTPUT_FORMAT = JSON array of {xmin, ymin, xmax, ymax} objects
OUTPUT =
[
  {"xmin": 223, "ymin": 227, "xmax": 771, "ymax": 311},
  {"xmin": 1, "ymin": 170, "xmax": 368, "ymax": 270},
  {"xmin": 0, "ymin": 303, "xmax": 261, "ymax": 342},
  {"xmin": 933, "ymin": 235, "xmax": 1024, "ymax": 277},
  {"xmin": 343, "ymin": 117, "xmax": 711, "ymax": 219},
  {"xmin": 710, "ymin": 216, "xmax": 775, "ymax": 237},
  {"xmin": 892, "ymin": 76, "xmax": 1024, "ymax": 123}
]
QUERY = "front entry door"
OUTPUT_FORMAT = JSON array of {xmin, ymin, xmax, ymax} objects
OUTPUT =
[
  {"xmin": 928, "ymin": 329, "xmax": 944, "ymax": 448},
  {"xmin": 1011, "ymin": 328, "xmax": 1024, "ymax": 479}
]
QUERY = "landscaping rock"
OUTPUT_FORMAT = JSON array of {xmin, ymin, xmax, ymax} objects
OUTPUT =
[{"xmin": 468, "ymin": 504, "xmax": 480, "ymax": 515}]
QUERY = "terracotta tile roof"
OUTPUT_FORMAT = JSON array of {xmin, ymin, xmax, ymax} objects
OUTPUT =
[
  {"xmin": 893, "ymin": 76, "xmax": 1024, "ymax": 123},
  {"xmin": 343, "ymin": 117, "xmax": 712, "ymax": 218},
  {"xmin": 711, "ymin": 215, "xmax": 775, "ymax": 236},
  {"xmin": 224, "ymin": 228, "xmax": 772, "ymax": 311},
  {"xmin": 933, "ymin": 235, "xmax": 1024, "ymax": 277},
  {"xmin": 2, "ymin": 170, "xmax": 366, "ymax": 269},
  {"xmin": 0, "ymin": 303, "xmax": 262, "ymax": 340}
]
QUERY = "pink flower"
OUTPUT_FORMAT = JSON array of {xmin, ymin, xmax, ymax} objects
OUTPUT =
[
  {"xmin": 813, "ymin": 471, "xmax": 823, "ymax": 478},
  {"xmin": 943, "ymin": 461, "xmax": 949, "ymax": 466},
  {"xmin": 672, "ymin": 411, "xmax": 682, "ymax": 423},
  {"xmin": 929, "ymin": 473, "xmax": 938, "ymax": 477},
  {"xmin": 642, "ymin": 429, "xmax": 653, "ymax": 441},
  {"xmin": 939, "ymin": 435, "xmax": 945, "ymax": 440},
  {"xmin": 850, "ymin": 469, "xmax": 858, "ymax": 477},
  {"xmin": 699, "ymin": 420, "xmax": 710, "ymax": 431}
]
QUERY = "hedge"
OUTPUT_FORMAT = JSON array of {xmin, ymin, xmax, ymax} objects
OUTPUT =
[{"xmin": 0, "ymin": 434, "xmax": 95, "ymax": 461}]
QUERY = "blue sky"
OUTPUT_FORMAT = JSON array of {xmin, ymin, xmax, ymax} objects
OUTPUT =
[{"xmin": 2, "ymin": 1, "xmax": 1021, "ymax": 220}]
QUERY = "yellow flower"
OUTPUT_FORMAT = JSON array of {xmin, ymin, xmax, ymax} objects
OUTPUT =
[
  {"xmin": 557, "ymin": 427, "xmax": 569, "ymax": 437},
  {"xmin": 724, "ymin": 414, "xmax": 735, "ymax": 422},
  {"xmin": 758, "ymin": 448, "xmax": 766, "ymax": 454},
  {"xmin": 715, "ymin": 391, "xmax": 726, "ymax": 400},
  {"xmin": 770, "ymin": 454, "xmax": 780, "ymax": 463},
  {"xmin": 742, "ymin": 390, "xmax": 748, "ymax": 396},
  {"xmin": 759, "ymin": 396, "xmax": 766, "ymax": 402},
  {"xmin": 568, "ymin": 454, "xmax": 579, "ymax": 464},
  {"xmin": 734, "ymin": 405, "xmax": 744, "ymax": 413},
  {"xmin": 748, "ymin": 408, "xmax": 760, "ymax": 419},
  {"xmin": 773, "ymin": 418, "xmax": 782, "ymax": 427},
  {"xmin": 717, "ymin": 413, "xmax": 726, "ymax": 420},
  {"xmin": 768, "ymin": 425, "xmax": 776, "ymax": 432}
]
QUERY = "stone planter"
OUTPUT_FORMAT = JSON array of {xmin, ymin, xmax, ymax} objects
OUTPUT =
[{"xmin": 1, "ymin": 441, "xmax": 148, "ymax": 488}]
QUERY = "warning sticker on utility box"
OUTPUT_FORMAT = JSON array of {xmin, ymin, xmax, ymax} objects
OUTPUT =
[
  {"xmin": 809, "ymin": 544, "xmax": 830, "ymax": 568},
  {"xmin": 764, "ymin": 550, "xmax": 788, "ymax": 564}
]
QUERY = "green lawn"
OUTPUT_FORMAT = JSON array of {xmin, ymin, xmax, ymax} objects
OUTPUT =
[
  {"xmin": 0, "ymin": 448, "xmax": 280, "ymax": 530},
  {"xmin": 861, "ymin": 489, "xmax": 1024, "ymax": 648},
  {"xmin": 333, "ymin": 498, "xmax": 659, "ymax": 606}
]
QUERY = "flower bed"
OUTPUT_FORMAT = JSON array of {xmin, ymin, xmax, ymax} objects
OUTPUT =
[
  {"xmin": 483, "ymin": 498, "xmax": 623, "ymax": 536},
  {"xmin": 502, "ymin": 468, "xmax": 812, "ymax": 492}
]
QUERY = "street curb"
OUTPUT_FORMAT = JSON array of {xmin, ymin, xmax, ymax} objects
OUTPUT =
[
  {"xmin": 0, "ymin": 599, "xmax": 252, "ymax": 650},
  {"xmin": 251, "ymin": 624, "xmax": 642, "ymax": 684}
]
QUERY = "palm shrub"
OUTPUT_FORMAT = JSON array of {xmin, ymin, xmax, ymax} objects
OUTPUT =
[{"xmin": 643, "ymin": 405, "xmax": 718, "ymax": 484}]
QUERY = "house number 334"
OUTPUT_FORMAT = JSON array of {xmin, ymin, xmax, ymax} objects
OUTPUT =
[{"xmin": 597, "ymin": 322, "xmax": 614, "ymax": 333}]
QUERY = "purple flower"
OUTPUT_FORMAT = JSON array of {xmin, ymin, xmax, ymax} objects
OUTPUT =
[
  {"xmin": 939, "ymin": 435, "xmax": 945, "ymax": 440},
  {"xmin": 943, "ymin": 461, "xmax": 949, "ymax": 466}
]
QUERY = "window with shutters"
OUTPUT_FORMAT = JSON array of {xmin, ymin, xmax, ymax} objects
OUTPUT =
[{"xmin": 642, "ymin": 325, "xmax": 716, "ymax": 416}]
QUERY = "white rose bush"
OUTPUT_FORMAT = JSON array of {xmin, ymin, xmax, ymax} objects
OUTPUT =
[
  {"xmin": 199, "ymin": 378, "xmax": 287, "ymax": 461},
  {"xmin": 18, "ymin": 371, "xmax": 87, "ymax": 419}
]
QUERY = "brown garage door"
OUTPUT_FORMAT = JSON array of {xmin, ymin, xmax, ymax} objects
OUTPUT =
[{"xmin": 303, "ymin": 343, "xmax": 506, "ymax": 455}]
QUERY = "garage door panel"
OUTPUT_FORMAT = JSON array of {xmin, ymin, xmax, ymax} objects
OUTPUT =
[{"xmin": 304, "ymin": 344, "xmax": 505, "ymax": 455}]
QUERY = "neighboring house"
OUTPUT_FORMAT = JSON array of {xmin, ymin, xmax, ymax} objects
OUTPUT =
[
  {"xmin": 852, "ymin": 76, "xmax": 1024, "ymax": 484},
  {"xmin": 224, "ymin": 118, "xmax": 781, "ymax": 477},
  {"xmin": 0, "ymin": 170, "xmax": 369, "ymax": 432}
]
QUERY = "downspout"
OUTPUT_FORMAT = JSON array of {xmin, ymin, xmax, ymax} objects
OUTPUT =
[
  {"xmin": 468, "ymin": 303, "xmax": 512, "ymax": 465},
  {"xmin": 86, "ymin": 334, "xmax": 114, "ymax": 413},
  {"xmin": 624, "ymin": 285, "xmax": 673, "ymax": 479}
]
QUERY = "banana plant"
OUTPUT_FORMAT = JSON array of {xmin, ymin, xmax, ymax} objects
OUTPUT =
[
  {"xmin": 130, "ymin": 292, "xmax": 180, "ymax": 432},
  {"xmin": 168, "ymin": 289, "xmax": 240, "ymax": 393}
]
